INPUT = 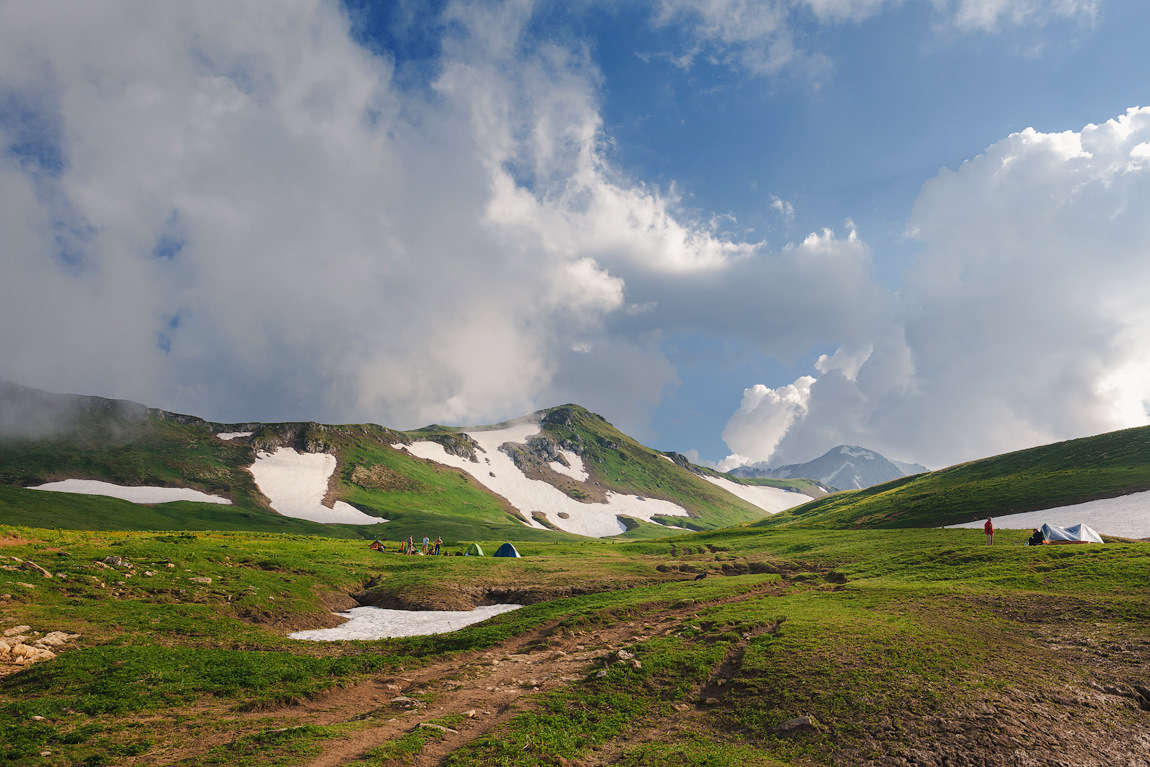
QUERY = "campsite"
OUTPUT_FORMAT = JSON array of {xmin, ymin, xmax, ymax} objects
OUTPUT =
[
  {"xmin": 2, "ymin": 394, "xmax": 1150, "ymax": 765},
  {"xmin": 4, "ymin": 520, "xmax": 1150, "ymax": 766}
]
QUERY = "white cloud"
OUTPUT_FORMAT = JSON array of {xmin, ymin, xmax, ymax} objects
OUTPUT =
[
  {"xmin": 941, "ymin": 0, "xmax": 1098, "ymax": 32},
  {"xmin": 719, "ymin": 376, "xmax": 815, "ymax": 471},
  {"xmin": 770, "ymin": 194, "xmax": 796, "ymax": 223},
  {"xmin": 724, "ymin": 107, "xmax": 1150, "ymax": 469},
  {"xmin": 5, "ymin": 0, "xmax": 861, "ymax": 435},
  {"xmin": 650, "ymin": 0, "xmax": 1099, "ymax": 77}
]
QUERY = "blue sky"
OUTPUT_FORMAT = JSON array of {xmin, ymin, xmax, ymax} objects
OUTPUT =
[{"xmin": 2, "ymin": 0, "xmax": 1149, "ymax": 470}]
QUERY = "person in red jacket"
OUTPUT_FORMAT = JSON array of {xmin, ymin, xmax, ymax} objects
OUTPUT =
[{"xmin": 984, "ymin": 517, "xmax": 994, "ymax": 545}]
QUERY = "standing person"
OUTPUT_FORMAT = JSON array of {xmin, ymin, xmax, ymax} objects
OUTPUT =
[
  {"xmin": 407, "ymin": 534, "xmax": 415, "ymax": 555},
  {"xmin": 422, "ymin": 535, "xmax": 430, "ymax": 554},
  {"xmin": 984, "ymin": 517, "xmax": 994, "ymax": 545},
  {"xmin": 433, "ymin": 536, "xmax": 442, "ymax": 556}
]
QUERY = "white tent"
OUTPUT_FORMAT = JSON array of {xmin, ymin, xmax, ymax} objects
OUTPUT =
[{"xmin": 1039, "ymin": 522, "xmax": 1104, "ymax": 544}]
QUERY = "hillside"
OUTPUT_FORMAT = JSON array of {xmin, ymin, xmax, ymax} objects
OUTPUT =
[
  {"xmin": 0, "ymin": 385, "xmax": 811, "ymax": 541},
  {"xmin": 758, "ymin": 425, "xmax": 1150, "ymax": 529}
]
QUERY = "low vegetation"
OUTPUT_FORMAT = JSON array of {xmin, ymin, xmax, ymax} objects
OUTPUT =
[
  {"xmin": 762, "ymin": 425, "xmax": 1150, "ymax": 529},
  {"xmin": 3, "ymin": 524, "xmax": 1149, "ymax": 766}
]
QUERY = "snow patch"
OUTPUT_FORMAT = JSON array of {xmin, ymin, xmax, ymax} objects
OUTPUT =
[
  {"xmin": 217, "ymin": 432, "xmax": 252, "ymax": 440},
  {"xmin": 945, "ymin": 490, "xmax": 1150, "ymax": 539},
  {"xmin": 28, "ymin": 480, "xmax": 232, "ymax": 505},
  {"xmin": 406, "ymin": 421, "xmax": 688, "ymax": 537},
  {"xmin": 700, "ymin": 475, "xmax": 812, "ymax": 514},
  {"xmin": 839, "ymin": 446, "xmax": 876, "ymax": 460},
  {"xmin": 549, "ymin": 449, "xmax": 589, "ymax": 481},
  {"xmin": 249, "ymin": 447, "xmax": 385, "ymax": 525},
  {"xmin": 821, "ymin": 462, "xmax": 859, "ymax": 488},
  {"xmin": 289, "ymin": 604, "xmax": 522, "ymax": 640}
]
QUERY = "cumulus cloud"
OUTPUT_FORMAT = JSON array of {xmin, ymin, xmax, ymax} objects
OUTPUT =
[
  {"xmin": 0, "ymin": 0, "xmax": 880, "ymax": 435},
  {"xmin": 722, "ymin": 107, "xmax": 1150, "ymax": 469}
]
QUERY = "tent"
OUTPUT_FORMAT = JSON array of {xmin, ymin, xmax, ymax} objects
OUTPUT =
[
  {"xmin": 493, "ymin": 543, "xmax": 521, "ymax": 558},
  {"xmin": 465, "ymin": 543, "xmax": 484, "ymax": 557},
  {"xmin": 1039, "ymin": 523, "xmax": 1104, "ymax": 544}
]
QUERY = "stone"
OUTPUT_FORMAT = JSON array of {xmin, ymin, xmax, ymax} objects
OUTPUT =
[
  {"xmin": 773, "ymin": 715, "xmax": 823, "ymax": 734},
  {"xmin": 418, "ymin": 722, "xmax": 459, "ymax": 734},
  {"xmin": 3, "ymin": 626, "xmax": 30, "ymax": 637},
  {"xmin": 190, "ymin": 576, "xmax": 212, "ymax": 585},
  {"xmin": 21, "ymin": 561, "xmax": 52, "ymax": 578}
]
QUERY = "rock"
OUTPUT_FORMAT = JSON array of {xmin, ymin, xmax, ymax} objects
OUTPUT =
[
  {"xmin": 417, "ymin": 722, "xmax": 459, "ymax": 734},
  {"xmin": 102, "ymin": 556, "xmax": 130, "ymax": 568},
  {"xmin": 20, "ymin": 561, "xmax": 52, "ymax": 578},
  {"xmin": 189, "ymin": 576, "xmax": 212, "ymax": 585},
  {"xmin": 595, "ymin": 669, "xmax": 608, "ymax": 678},
  {"xmin": 35, "ymin": 632, "xmax": 78, "ymax": 648},
  {"xmin": 463, "ymin": 709, "xmax": 478, "ymax": 718},
  {"xmin": 390, "ymin": 696, "xmax": 420, "ymax": 708},
  {"xmin": 616, "ymin": 650, "xmax": 634, "ymax": 661},
  {"xmin": 3, "ymin": 626, "xmax": 31, "ymax": 637},
  {"xmin": 772, "ymin": 715, "xmax": 823, "ymax": 734}
]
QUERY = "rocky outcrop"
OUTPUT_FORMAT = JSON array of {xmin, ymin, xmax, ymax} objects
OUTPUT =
[{"xmin": 1, "ymin": 625, "xmax": 80, "ymax": 672}]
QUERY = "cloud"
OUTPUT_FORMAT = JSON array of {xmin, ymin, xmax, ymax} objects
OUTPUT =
[
  {"xmin": 649, "ymin": 0, "xmax": 1099, "ymax": 77},
  {"xmin": 941, "ymin": 0, "xmax": 1099, "ymax": 32},
  {"xmin": 0, "ymin": 0, "xmax": 879, "ymax": 436},
  {"xmin": 722, "ymin": 107, "xmax": 1150, "ymax": 469}
]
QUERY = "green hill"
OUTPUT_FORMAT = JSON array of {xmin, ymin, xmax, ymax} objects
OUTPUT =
[
  {"xmin": 0, "ymin": 386, "xmax": 786, "ymax": 540},
  {"xmin": 758, "ymin": 425, "xmax": 1150, "ymax": 529}
]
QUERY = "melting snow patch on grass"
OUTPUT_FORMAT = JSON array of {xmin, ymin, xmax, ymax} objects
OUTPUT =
[
  {"xmin": 28, "ymin": 480, "xmax": 232, "ymax": 505},
  {"xmin": 699, "ymin": 474, "xmax": 812, "ymax": 514},
  {"xmin": 216, "ymin": 431, "xmax": 252, "ymax": 440},
  {"xmin": 946, "ymin": 489, "xmax": 1150, "ymax": 539},
  {"xmin": 406, "ymin": 421, "xmax": 688, "ymax": 537},
  {"xmin": 289, "ymin": 604, "xmax": 522, "ymax": 640},
  {"xmin": 249, "ymin": 447, "xmax": 386, "ymax": 525}
]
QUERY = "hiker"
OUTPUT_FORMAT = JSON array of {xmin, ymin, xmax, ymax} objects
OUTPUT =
[
  {"xmin": 407, "ymin": 535, "xmax": 415, "ymax": 555},
  {"xmin": 422, "ymin": 535, "xmax": 430, "ymax": 554},
  {"xmin": 433, "ymin": 536, "xmax": 442, "ymax": 556},
  {"xmin": 1027, "ymin": 528, "xmax": 1045, "ymax": 547},
  {"xmin": 984, "ymin": 517, "xmax": 994, "ymax": 545}
]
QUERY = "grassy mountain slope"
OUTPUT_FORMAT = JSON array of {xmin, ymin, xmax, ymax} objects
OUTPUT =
[
  {"xmin": 0, "ymin": 389, "xmax": 787, "ymax": 540},
  {"xmin": 758, "ymin": 425, "xmax": 1150, "ymax": 529},
  {"xmin": 524, "ymin": 405, "xmax": 787, "ymax": 530}
]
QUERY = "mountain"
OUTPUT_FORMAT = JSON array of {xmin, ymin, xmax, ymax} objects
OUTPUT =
[
  {"xmin": 730, "ymin": 444, "xmax": 925, "ymax": 491},
  {"xmin": 758, "ymin": 425, "xmax": 1150, "ymax": 529},
  {"xmin": 0, "ymin": 383, "xmax": 815, "ymax": 540}
]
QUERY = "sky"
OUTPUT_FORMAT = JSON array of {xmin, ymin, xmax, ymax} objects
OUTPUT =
[{"xmin": 2, "ymin": 0, "xmax": 1149, "ymax": 471}]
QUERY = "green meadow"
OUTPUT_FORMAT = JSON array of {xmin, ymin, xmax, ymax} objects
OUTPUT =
[{"xmin": 3, "ymin": 523, "xmax": 1148, "ymax": 766}]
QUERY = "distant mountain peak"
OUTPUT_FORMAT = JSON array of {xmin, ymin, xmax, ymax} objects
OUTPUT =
[{"xmin": 729, "ymin": 444, "xmax": 926, "ymax": 491}]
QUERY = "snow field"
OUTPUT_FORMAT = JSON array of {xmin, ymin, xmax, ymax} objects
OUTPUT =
[
  {"xmin": 248, "ymin": 447, "xmax": 385, "ymax": 525},
  {"xmin": 216, "ymin": 432, "xmax": 253, "ymax": 440},
  {"xmin": 946, "ymin": 490, "xmax": 1150, "ymax": 539},
  {"xmin": 549, "ymin": 449, "xmax": 589, "ymax": 481},
  {"xmin": 405, "ymin": 421, "xmax": 689, "ymax": 537},
  {"xmin": 699, "ymin": 474, "xmax": 813, "ymax": 514},
  {"xmin": 289, "ymin": 604, "xmax": 522, "ymax": 640},
  {"xmin": 29, "ymin": 480, "xmax": 232, "ymax": 505}
]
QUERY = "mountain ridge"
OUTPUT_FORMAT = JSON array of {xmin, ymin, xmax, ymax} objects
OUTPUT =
[
  {"xmin": 730, "ymin": 443, "xmax": 926, "ymax": 491},
  {"xmin": 0, "ymin": 383, "xmax": 814, "ymax": 540}
]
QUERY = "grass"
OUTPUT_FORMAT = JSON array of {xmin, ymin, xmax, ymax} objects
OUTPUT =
[
  {"xmin": 760, "ymin": 424, "xmax": 1150, "ymax": 529},
  {"xmin": 3, "ymin": 521, "xmax": 1150, "ymax": 766}
]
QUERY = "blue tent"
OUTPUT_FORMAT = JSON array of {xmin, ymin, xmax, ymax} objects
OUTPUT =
[{"xmin": 493, "ymin": 542, "xmax": 521, "ymax": 558}]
